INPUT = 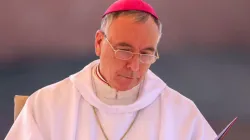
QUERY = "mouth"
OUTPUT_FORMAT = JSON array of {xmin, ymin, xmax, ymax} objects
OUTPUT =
[{"xmin": 119, "ymin": 75, "xmax": 139, "ymax": 79}]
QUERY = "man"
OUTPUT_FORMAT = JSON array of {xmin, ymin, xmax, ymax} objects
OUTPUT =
[{"xmin": 5, "ymin": 0, "xmax": 217, "ymax": 139}]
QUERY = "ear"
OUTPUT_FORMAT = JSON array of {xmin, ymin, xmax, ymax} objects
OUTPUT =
[{"xmin": 95, "ymin": 30, "xmax": 104, "ymax": 57}]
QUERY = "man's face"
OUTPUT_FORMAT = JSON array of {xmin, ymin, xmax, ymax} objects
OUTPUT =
[{"xmin": 95, "ymin": 15, "xmax": 159, "ymax": 91}]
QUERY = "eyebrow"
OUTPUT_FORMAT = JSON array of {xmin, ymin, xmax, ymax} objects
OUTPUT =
[
  {"xmin": 114, "ymin": 42, "xmax": 156, "ymax": 52},
  {"xmin": 114, "ymin": 42, "xmax": 133, "ymax": 48}
]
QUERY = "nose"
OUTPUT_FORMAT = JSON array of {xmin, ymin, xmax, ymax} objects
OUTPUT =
[{"xmin": 127, "ymin": 54, "xmax": 140, "ymax": 72}]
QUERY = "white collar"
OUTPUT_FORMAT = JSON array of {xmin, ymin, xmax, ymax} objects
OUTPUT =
[{"xmin": 70, "ymin": 59, "xmax": 167, "ymax": 113}]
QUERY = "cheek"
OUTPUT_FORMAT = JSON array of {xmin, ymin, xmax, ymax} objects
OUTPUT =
[
  {"xmin": 140, "ymin": 64, "xmax": 150, "ymax": 73},
  {"xmin": 113, "ymin": 60, "xmax": 128, "ymax": 73},
  {"xmin": 101, "ymin": 53, "xmax": 124, "ymax": 77},
  {"xmin": 100, "ymin": 49, "xmax": 115, "ymax": 65}
]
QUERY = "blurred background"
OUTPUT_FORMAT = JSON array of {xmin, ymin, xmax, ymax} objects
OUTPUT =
[{"xmin": 0, "ymin": 0, "xmax": 249, "ymax": 139}]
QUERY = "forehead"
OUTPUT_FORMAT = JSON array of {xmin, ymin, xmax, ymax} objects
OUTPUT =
[{"xmin": 107, "ymin": 15, "xmax": 159, "ymax": 49}]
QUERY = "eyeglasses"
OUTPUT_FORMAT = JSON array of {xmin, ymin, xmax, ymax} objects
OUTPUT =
[{"xmin": 103, "ymin": 35, "xmax": 160, "ymax": 64}]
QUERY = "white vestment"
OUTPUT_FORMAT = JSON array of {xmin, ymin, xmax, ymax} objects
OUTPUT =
[{"xmin": 5, "ymin": 60, "xmax": 217, "ymax": 140}]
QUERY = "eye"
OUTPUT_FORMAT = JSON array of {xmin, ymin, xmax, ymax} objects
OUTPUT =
[
  {"xmin": 141, "ymin": 51, "xmax": 154, "ymax": 55},
  {"xmin": 119, "ymin": 49, "xmax": 131, "ymax": 51}
]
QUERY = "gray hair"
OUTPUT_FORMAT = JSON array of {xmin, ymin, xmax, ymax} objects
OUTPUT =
[{"xmin": 100, "ymin": 10, "xmax": 162, "ymax": 41}]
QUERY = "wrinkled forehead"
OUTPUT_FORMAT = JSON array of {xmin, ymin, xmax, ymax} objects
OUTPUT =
[{"xmin": 106, "ymin": 16, "xmax": 160, "ymax": 48}]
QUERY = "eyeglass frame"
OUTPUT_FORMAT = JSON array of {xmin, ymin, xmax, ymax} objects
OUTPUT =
[{"xmin": 101, "ymin": 32, "xmax": 160, "ymax": 64}]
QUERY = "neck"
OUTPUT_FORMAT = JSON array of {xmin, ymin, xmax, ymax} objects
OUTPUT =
[
  {"xmin": 92, "ymin": 64, "xmax": 141, "ymax": 105},
  {"xmin": 96, "ymin": 64, "xmax": 141, "ymax": 91}
]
